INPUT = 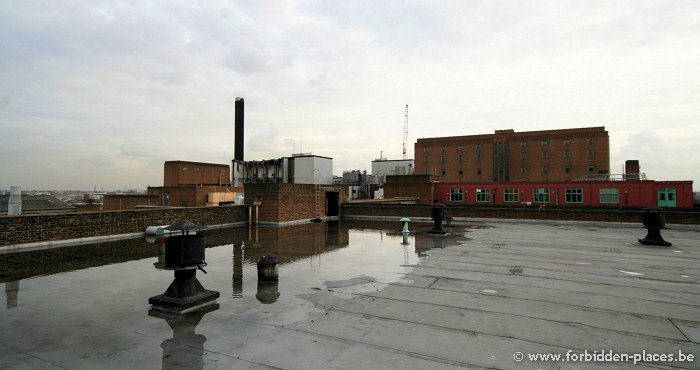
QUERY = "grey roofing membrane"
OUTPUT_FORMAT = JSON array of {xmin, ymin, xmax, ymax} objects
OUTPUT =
[{"xmin": 1, "ymin": 219, "xmax": 698, "ymax": 369}]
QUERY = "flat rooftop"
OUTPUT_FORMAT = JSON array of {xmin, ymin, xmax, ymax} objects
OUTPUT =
[{"xmin": 1, "ymin": 220, "xmax": 698, "ymax": 369}]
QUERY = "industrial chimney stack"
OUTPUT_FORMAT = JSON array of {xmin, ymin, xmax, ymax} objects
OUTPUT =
[{"xmin": 234, "ymin": 97, "xmax": 244, "ymax": 162}]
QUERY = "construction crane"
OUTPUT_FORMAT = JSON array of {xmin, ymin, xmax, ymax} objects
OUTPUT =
[{"xmin": 402, "ymin": 104, "xmax": 409, "ymax": 160}]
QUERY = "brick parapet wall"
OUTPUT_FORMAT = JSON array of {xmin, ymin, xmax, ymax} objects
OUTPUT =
[
  {"xmin": 341, "ymin": 204, "xmax": 700, "ymax": 224},
  {"xmin": 0, "ymin": 206, "xmax": 247, "ymax": 247}
]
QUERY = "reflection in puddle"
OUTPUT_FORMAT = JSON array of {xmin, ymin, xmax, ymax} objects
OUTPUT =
[
  {"xmin": 0, "ymin": 220, "xmax": 472, "ymax": 368},
  {"xmin": 149, "ymin": 303, "xmax": 219, "ymax": 370}
]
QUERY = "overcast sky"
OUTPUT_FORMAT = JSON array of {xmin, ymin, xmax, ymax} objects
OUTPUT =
[{"xmin": 1, "ymin": 1, "xmax": 698, "ymax": 191}]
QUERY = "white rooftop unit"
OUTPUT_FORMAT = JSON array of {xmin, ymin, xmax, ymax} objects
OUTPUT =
[{"xmin": 292, "ymin": 154, "xmax": 333, "ymax": 184}]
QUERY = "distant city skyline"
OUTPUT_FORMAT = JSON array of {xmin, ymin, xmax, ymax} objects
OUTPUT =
[{"xmin": 1, "ymin": 1, "xmax": 698, "ymax": 190}]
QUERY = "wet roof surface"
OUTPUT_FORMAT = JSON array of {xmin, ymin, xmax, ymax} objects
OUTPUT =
[{"xmin": 1, "ymin": 219, "xmax": 699, "ymax": 369}]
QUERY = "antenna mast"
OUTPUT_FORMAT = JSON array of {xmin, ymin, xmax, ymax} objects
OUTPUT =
[{"xmin": 402, "ymin": 104, "xmax": 409, "ymax": 159}]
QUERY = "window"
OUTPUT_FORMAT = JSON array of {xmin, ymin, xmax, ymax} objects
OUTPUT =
[
  {"xmin": 476, "ymin": 154, "xmax": 482, "ymax": 161},
  {"xmin": 565, "ymin": 188, "xmax": 583, "ymax": 203},
  {"xmin": 423, "ymin": 156, "xmax": 428, "ymax": 163},
  {"xmin": 587, "ymin": 149, "xmax": 595, "ymax": 157},
  {"xmin": 520, "ymin": 152, "xmax": 527, "ymax": 159},
  {"xmin": 457, "ymin": 145, "xmax": 463, "ymax": 151},
  {"xmin": 449, "ymin": 188, "xmax": 464, "ymax": 202},
  {"xmin": 476, "ymin": 144, "xmax": 482, "ymax": 150},
  {"xmin": 194, "ymin": 167, "xmax": 200, "ymax": 171},
  {"xmin": 424, "ymin": 146, "xmax": 429, "ymax": 152},
  {"xmin": 541, "ymin": 139, "xmax": 549, "ymax": 146},
  {"xmin": 586, "ymin": 138, "xmax": 594, "ymax": 144},
  {"xmin": 476, "ymin": 188, "xmax": 491, "ymax": 202},
  {"xmin": 458, "ymin": 155, "xmax": 464, "ymax": 162},
  {"xmin": 458, "ymin": 168, "xmax": 464, "ymax": 175},
  {"xmin": 182, "ymin": 166, "xmax": 188, "ymax": 170},
  {"xmin": 541, "ymin": 151, "xmax": 549, "ymax": 159},
  {"xmin": 504, "ymin": 188, "xmax": 520, "ymax": 203},
  {"xmin": 520, "ymin": 167, "xmax": 528, "ymax": 174},
  {"xmin": 564, "ymin": 150, "xmax": 571, "ymax": 158},
  {"xmin": 564, "ymin": 165, "xmax": 571, "ymax": 173},
  {"xmin": 542, "ymin": 165, "xmax": 549, "ymax": 174},
  {"xmin": 440, "ymin": 155, "xmax": 446, "ymax": 162},
  {"xmin": 533, "ymin": 188, "xmax": 550, "ymax": 203},
  {"xmin": 477, "ymin": 168, "xmax": 482, "ymax": 175},
  {"xmin": 588, "ymin": 165, "xmax": 595, "ymax": 173},
  {"xmin": 520, "ymin": 142, "xmax": 527, "ymax": 148},
  {"xmin": 600, "ymin": 188, "xmax": 619, "ymax": 204},
  {"xmin": 440, "ymin": 145, "xmax": 446, "ymax": 152},
  {"xmin": 563, "ymin": 139, "xmax": 571, "ymax": 145},
  {"xmin": 440, "ymin": 169, "xmax": 446, "ymax": 175}
]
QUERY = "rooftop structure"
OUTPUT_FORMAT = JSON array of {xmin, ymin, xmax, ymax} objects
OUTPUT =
[{"xmin": 235, "ymin": 154, "xmax": 333, "ymax": 185}]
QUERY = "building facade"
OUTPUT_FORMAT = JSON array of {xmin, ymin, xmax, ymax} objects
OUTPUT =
[
  {"xmin": 433, "ymin": 180, "xmax": 693, "ymax": 208},
  {"xmin": 415, "ymin": 127, "xmax": 610, "ymax": 182}
]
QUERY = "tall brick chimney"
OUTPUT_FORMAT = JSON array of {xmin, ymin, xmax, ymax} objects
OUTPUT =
[
  {"xmin": 625, "ymin": 160, "xmax": 640, "ymax": 180},
  {"xmin": 234, "ymin": 97, "xmax": 244, "ymax": 161}
]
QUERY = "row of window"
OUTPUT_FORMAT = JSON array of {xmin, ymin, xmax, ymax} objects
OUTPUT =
[
  {"xmin": 425, "ymin": 138, "xmax": 596, "ymax": 152},
  {"xmin": 181, "ymin": 166, "xmax": 226, "ymax": 173},
  {"xmin": 430, "ymin": 165, "xmax": 596, "ymax": 176},
  {"xmin": 426, "ymin": 149, "xmax": 594, "ymax": 163},
  {"xmin": 448, "ymin": 187, "xmax": 618, "ymax": 204}
]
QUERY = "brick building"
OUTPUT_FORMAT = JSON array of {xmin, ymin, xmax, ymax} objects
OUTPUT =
[
  {"xmin": 415, "ymin": 127, "xmax": 609, "ymax": 182},
  {"xmin": 103, "ymin": 194, "xmax": 160, "ymax": 211},
  {"xmin": 243, "ymin": 183, "xmax": 347, "ymax": 225},
  {"xmin": 164, "ymin": 161, "xmax": 231, "ymax": 186},
  {"xmin": 104, "ymin": 161, "xmax": 241, "ymax": 210},
  {"xmin": 383, "ymin": 175, "xmax": 436, "ymax": 204}
]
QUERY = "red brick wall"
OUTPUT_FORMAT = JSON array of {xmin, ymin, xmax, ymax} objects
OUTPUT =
[
  {"xmin": 103, "ymin": 194, "xmax": 160, "ymax": 211},
  {"xmin": 164, "ymin": 161, "xmax": 231, "ymax": 186},
  {"xmin": 383, "ymin": 175, "xmax": 436, "ymax": 204},
  {"xmin": 0, "ymin": 206, "xmax": 248, "ymax": 247},
  {"xmin": 244, "ymin": 183, "xmax": 346, "ymax": 223}
]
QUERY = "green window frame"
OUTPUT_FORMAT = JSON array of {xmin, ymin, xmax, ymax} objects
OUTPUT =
[
  {"xmin": 599, "ymin": 188, "xmax": 619, "ymax": 204},
  {"xmin": 504, "ymin": 188, "xmax": 520, "ymax": 203},
  {"xmin": 533, "ymin": 188, "xmax": 549, "ymax": 203},
  {"xmin": 449, "ymin": 188, "xmax": 464, "ymax": 202},
  {"xmin": 476, "ymin": 188, "xmax": 491, "ymax": 203},
  {"xmin": 565, "ymin": 188, "xmax": 583, "ymax": 203}
]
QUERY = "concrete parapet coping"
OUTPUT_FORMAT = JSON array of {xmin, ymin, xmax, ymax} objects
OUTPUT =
[
  {"xmin": 0, "ymin": 222, "xmax": 247, "ymax": 254},
  {"xmin": 341, "ymin": 214, "xmax": 700, "ymax": 231}
]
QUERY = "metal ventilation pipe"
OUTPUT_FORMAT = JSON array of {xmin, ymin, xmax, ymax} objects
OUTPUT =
[
  {"xmin": 234, "ymin": 97, "xmax": 244, "ymax": 161},
  {"xmin": 8, "ymin": 186, "xmax": 21, "ymax": 215}
]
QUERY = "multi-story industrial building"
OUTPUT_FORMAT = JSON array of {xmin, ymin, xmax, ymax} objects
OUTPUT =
[{"xmin": 415, "ymin": 127, "xmax": 609, "ymax": 182}]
